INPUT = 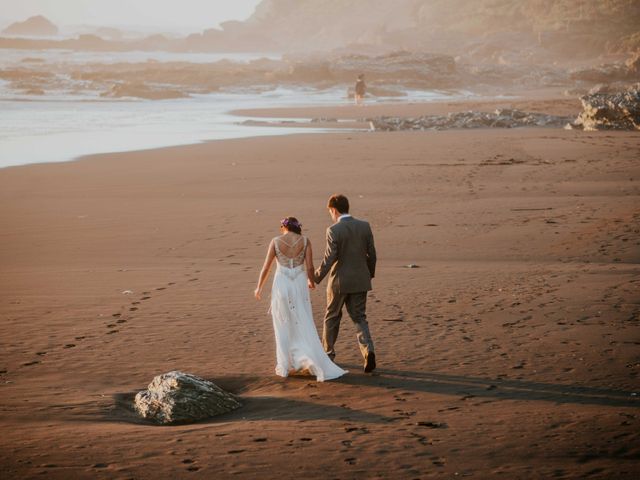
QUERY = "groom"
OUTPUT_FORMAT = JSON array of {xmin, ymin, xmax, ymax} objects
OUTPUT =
[{"xmin": 314, "ymin": 194, "xmax": 377, "ymax": 373}]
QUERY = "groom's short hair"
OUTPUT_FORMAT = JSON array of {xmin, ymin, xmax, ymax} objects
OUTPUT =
[{"xmin": 328, "ymin": 194, "xmax": 349, "ymax": 213}]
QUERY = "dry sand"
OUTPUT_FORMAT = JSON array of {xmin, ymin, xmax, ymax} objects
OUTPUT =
[{"xmin": 1, "ymin": 98, "xmax": 639, "ymax": 479}]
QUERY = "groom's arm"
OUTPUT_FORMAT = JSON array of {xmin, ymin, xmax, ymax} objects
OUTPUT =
[
  {"xmin": 366, "ymin": 224, "xmax": 376, "ymax": 279},
  {"xmin": 314, "ymin": 226, "xmax": 338, "ymax": 284}
]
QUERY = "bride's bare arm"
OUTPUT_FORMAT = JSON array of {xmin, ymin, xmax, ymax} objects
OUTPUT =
[
  {"xmin": 255, "ymin": 239, "xmax": 276, "ymax": 299},
  {"xmin": 304, "ymin": 239, "xmax": 316, "ymax": 289}
]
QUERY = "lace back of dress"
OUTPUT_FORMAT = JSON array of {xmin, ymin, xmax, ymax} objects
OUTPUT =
[{"xmin": 274, "ymin": 235, "xmax": 307, "ymax": 269}]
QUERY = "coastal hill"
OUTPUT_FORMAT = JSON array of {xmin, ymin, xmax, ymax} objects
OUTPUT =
[
  {"xmin": 184, "ymin": 0, "xmax": 640, "ymax": 58},
  {"xmin": 2, "ymin": 15, "xmax": 58, "ymax": 37},
  {"xmin": 0, "ymin": 1, "xmax": 638, "ymax": 61}
]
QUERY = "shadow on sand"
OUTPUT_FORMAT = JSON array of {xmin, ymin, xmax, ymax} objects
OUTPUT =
[
  {"xmin": 337, "ymin": 366, "xmax": 640, "ymax": 408},
  {"xmin": 44, "ymin": 368, "xmax": 638, "ymax": 427},
  {"xmin": 52, "ymin": 375, "xmax": 391, "ymax": 426}
]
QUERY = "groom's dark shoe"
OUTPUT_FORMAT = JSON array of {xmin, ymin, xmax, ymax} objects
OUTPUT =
[{"xmin": 364, "ymin": 352, "xmax": 376, "ymax": 373}]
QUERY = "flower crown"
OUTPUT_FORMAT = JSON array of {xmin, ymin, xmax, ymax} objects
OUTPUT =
[{"xmin": 281, "ymin": 218, "xmax": 302, "ymax": 229}]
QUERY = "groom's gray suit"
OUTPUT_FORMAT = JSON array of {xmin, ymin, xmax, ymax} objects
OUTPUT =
[{"xmin": 314, "ymin": 215, "xmax": 376, "ymax": 360}]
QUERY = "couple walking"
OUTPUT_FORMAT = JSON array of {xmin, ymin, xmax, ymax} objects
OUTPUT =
[{"xmin": 254, "ymin": 194, "xmax": 377, "ymax": 381}]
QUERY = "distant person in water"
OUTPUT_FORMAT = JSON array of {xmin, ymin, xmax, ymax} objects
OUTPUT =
[{"xmin": 354, "ymin": 74, "xmax": 366, "ymax": 106}]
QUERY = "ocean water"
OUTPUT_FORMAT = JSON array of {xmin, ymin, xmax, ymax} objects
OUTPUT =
[{"xmin": 0, "ymin": 49, "xmax": 474, "ymax": 169}]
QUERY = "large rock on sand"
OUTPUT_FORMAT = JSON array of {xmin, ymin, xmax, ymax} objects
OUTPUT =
[
  {"xmin": 134, "ymin": 371, "xmax": 241, "ymax": 424},
  {"xmin": 571, "ymin": 84, "xmax": 640, "ymax": 131}
]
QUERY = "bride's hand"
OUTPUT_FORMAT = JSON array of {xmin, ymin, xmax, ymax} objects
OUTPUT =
[
  {"xmin": 307, "ymin": 279, "xmax": 315, "ymax": 290},
  {"xmin": 254, "ymin": 287, "xmax": 262, "ymax": 300}
]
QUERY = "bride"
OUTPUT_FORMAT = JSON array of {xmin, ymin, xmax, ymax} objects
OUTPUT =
[{"xmin": 254, "ymin": 216, "xmax": 347, "ymax": 382}]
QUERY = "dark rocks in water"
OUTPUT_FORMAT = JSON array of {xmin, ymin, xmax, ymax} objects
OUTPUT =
[
  {"xmin": 24, "ymin": 88, "xmax": 45, "ymax": 95},
  {"xmin": 588, "ymin": 84, "xmax": 613, "ymax": 95},
  {"xmin": 3, "ymin": 15, "xmax": 58, "ymax": 37},
  {"xmin": 310, "ymin": 117, "xmax": 338, "ymax": 123},
  {"xmin": 570, "ymin": 64, "xmax": 631, "ymax": 83},
  {"xmin": 284, "ymin": 51, "xmax": 459, "ymax": 88},
  {"xmin": 463, "ymin": 63, "xmax": 568, "ymax": 88},
  {"xmin": 134, "ymin": 371, "xmax": 241, "ymax": 424},
  {"xmin": 569, "ymin": 85, "xmax": 640, "ymax": 131},
  {"xmin": 287, "ymin": 61, "xmax": 334, "ymax": 83},
  {"xmin": 569, "ymin": 52, "xmax": 640, "ymax": 84},
  {"xmin": 101, "ymin": 82, "xmax": 189, "ymax": 100},
  {"xmin": 625, "ymin": 51, "xmax": 640, "ymax": 75},
  {"xmin": 369, "ymin": 109, "xmax": 573, "ymax": 132},
  {"xmin": 564, "ymin": 87, "xmax": 588, "ymax": 97},
  {"xmin": 332, "ymin": 51, "xmax": 456, "ymax": 79}
]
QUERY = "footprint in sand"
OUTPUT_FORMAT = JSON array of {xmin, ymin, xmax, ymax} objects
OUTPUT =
[
  {"xmin": 416, "ymin": 421, "xmax": 448, "ymax": 429},
  {"xmin": 410, "ymin": 432, "xmax": 431, "ymax": 445},
  {"xmin": 23, "ymin": 360, "xmax": 40, "ymax": 366},
  {"xmin": 344, "ymin": 426, "xmax": 369, "ymax": 435},
  {"xmin": 63, "ymin": 344, "xmax": 76, "ymax": 349}
]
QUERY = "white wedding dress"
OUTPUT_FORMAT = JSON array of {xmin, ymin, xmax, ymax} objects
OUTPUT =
[{"xmin": 270, "ymin": 235, "xmax": 347, "ymax": 382}]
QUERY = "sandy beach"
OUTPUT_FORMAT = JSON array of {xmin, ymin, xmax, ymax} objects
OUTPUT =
[{"xmin": 1, "ymin": 97, "xmax": 639, "ymax": 479}]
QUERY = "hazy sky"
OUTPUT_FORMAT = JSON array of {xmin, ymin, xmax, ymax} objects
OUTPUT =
[{"xmin": 0, "ymin": 0, "xmax": 263, "ymax": 32}]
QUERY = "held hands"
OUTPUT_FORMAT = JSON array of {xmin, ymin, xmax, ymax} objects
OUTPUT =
[{"xmin": 307, "ymin": 278, "xmax": 315, "ymax": 290}]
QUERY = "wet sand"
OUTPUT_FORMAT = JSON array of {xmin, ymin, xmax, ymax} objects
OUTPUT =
[{"xmin": 1, "ymin": 99, "xmax": 639, "ymax": 479}]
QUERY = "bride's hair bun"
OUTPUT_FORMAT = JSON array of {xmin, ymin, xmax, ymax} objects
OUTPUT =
[{"xmin": 281, "ymin": 216, "xmax": 302, "ymax": 234}]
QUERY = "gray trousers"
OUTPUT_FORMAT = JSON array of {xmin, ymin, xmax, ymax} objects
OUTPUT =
[{"xmin": 322, "ymin": 289, "xmax": 374, "ymax": 360}]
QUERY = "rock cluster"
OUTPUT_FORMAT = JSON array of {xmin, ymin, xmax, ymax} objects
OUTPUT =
[
  {"xmin": 569, "ymin": 85, "xmax": 640, "ymax": 131},
  {"xmin": 134, "ymin": 371, "xmax": 241, "ymax": 424},
  {"xmin": 286, "ymin": 51, "xmax": 460, "ymax": 88},
  {"xmin": 570, "ymin": 52, "xmax": 640, "ymax": 85},
  {"xmin": 369, "ymin": 109, "xmax": 573, "ymax": 131}
]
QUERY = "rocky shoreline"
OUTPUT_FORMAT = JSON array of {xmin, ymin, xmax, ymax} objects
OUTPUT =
[
  {"xmin": 368, "ymin": 85, "xmax": 640, "ymax": 132},
  {"xmin": 1, "ymin": 50, "xmax": 639, "ymax": 102},
  {"xmin": 368, "ymin": 109, "xmax": 573, "ymax": 132}
]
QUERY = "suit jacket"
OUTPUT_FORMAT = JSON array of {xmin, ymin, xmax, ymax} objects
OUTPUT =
[{"xmin": 314, "ymin": 216, "xmax": 376, "ymax": 294}]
